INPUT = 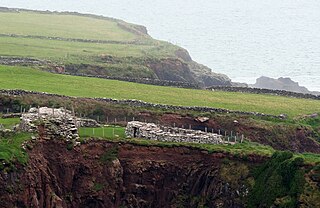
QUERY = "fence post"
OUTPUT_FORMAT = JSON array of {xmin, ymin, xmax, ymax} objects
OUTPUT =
[
  {"xmin": 103, "ymin": 127, "xmax": 105, "ymax": 137},
  {"xmin": 113, "ymin": 128, "xmax": 115, "ymax": 138},
  {"xmin": 93, "ymin": 128, "xmax": 95, "ymax": 136}
]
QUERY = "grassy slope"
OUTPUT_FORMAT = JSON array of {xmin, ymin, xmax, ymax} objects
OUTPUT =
[
  {"xmin": 1, "ymin": 65, "xmax": 320, "ymax": 118},
  {"xmin": 0, "ymin": 11, "xmax": 179, "ymax": 63},
  {"xmin": 0, "ymin": 11, "xmax": 136, "ymax": 41},
  {"xmin": 0, "ymin": 36, "xmax": 177, "ymax": 63}
]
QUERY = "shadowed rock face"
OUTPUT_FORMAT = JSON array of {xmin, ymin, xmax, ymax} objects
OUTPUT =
[
  {"xmin": 0, "ymin": 140, "xmax": 264, "ymax": 208},
  {"xmin": 253, "ymin": 76, "xmax": 320, "ymax": 95}
]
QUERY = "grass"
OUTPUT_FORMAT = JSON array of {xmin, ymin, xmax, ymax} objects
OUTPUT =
[
  {"xmin": 0, "ymin": 36, "xmax": 178, "ymax": 63},
  {"xmin": 0, "ymin": 11, "xmax": 137, "ymax": 41},
  {"xmin": 0, "ymin": 132, "xmax": 32, "ymax": 165},
  {"xmin": 0, "ymin": 10, "xmax": 179, "ymax": 63},
  {"xmin": 1, "ymin": 65, "xmax": 320, "ymax": 118},
  {"xmin": 79, "ymin": 126, "xmax": 125, "ymax": 138},
  {"xmin": 0, "ymin": 117, "xmax": 20, "ymax": 129}
]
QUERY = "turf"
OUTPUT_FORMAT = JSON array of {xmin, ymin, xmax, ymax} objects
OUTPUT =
[
  {"xmin": 0, "ymin": 117, "xmax": 20, "ymax": 129},
  {"xmin": 79, "ymin": 126, "xmax": 125, "ymax": 138},
  {"xmin": 0, "ymin": 36, "xmax": 178, "ymax": 63},
  {"xmin": 0, "ymin": 11, "xmax": 137, "ymax": 41},
  {"xmin": 0, "ymin": 65, "xmax": 319, "ymax": 118}
]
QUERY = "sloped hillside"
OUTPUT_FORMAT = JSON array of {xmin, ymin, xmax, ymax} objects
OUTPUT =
[{"xmin": 0, "ymin": 7, "xmax": 231, "ymax": 86}]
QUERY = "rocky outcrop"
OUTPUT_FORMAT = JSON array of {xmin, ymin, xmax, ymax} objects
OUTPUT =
[
  {"xmin": 252, "ymin": 76, "xmax": 320, "ymax": 95},
  {"xmin": 188, "ymin": 61, "xmax": 233, "ymax": 87}
]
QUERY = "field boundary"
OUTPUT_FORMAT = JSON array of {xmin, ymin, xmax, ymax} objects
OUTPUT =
[{"xmin": 0, "ymin": 89, "xmax": 284, "ymax": 119}]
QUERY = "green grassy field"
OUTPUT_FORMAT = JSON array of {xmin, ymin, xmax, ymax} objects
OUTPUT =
[
  {"xmin": 0, "ymin": 11, "xmax": 137, "ymax": 41},
  {"xmin": 1, "ymin": 65, "xmax": 319, "ymax": 118},
  {"xmin": 79, "ymin": 126, "xmax": 126, "ymax": 138},
  {"xmin": 0, "ymin": 117, "xmax": 20, "ymax": 129},
  {"xmin": 0, "ymin": 10, "xmax": 179, "ymax": 63}
]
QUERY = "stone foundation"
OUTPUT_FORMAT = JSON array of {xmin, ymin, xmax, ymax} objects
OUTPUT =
[{"xmin": 126, "ymin": 121, "xmax": 225, "ymax": 144}]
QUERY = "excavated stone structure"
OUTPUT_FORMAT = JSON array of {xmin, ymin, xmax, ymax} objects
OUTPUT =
[
  {"xmin": 126, "ymin": 121, "xmax": 224, "ymax": 144},
  {"xmin": 19, "ymin": 107, "xmax": 79, "ymax": 141}
]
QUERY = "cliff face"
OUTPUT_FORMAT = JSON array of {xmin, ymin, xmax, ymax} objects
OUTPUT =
[
  {"xmin": 0, "ymin": 140, "xmax": 263, "ymax": 208},
  {"xmin": 1, "ymin": 140, "xmax": 319, "ymax": 208}
]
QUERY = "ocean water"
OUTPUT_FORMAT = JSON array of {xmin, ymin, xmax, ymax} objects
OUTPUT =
[{"xmin": 1, "ymin": 0, "xmax": 320, "ymax": 91}]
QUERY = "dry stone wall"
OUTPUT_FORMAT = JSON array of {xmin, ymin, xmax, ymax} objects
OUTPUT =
[
  {"xmin": 126, "ymin": 121, "xmax": 225, "ymax": 144},
  {"xmin": 208, "ymin": 86, "xmax": 320, "ymax": 100},
  {"xmin": 0, "ymin": 89, "xmax": 286, "ymax": 119}
]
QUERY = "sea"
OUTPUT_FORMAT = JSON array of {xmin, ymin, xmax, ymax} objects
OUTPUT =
[{"xmin": 1, "ymin": 0, "xmax": 320, "ymax": 91}]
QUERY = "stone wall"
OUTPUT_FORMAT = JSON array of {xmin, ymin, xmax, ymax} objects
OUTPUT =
[
  {"xmin": 63, "ymin": 72, "xmax": 200, "ymax": 89},
  {"xmin": 0, "ymin": 89, "xmax": 285, "ymax": 119},
  {"xmin": 207, "ymin": 86, "xmax": 320, "ymax": 100},
  {"xmin": 126, "ymin": 121, "xmax": 226, "ymax": 144}
]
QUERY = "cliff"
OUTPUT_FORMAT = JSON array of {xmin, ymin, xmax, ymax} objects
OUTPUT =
[{"xmin": 0, "ymin": 140, "xmax": 319, "ymax": 208}]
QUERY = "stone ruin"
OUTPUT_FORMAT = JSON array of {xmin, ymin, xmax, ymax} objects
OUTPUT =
[
  {"xmin": 125, "ymin": 121, "xmax": 225, "ymax": 144},
  {"xmin": 18, "ymin": 107, "xmax": 99, "ymax": 142},
  {"xmin": 19, "ymin": 107, "xmax": 80, "ymax": 141}
]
